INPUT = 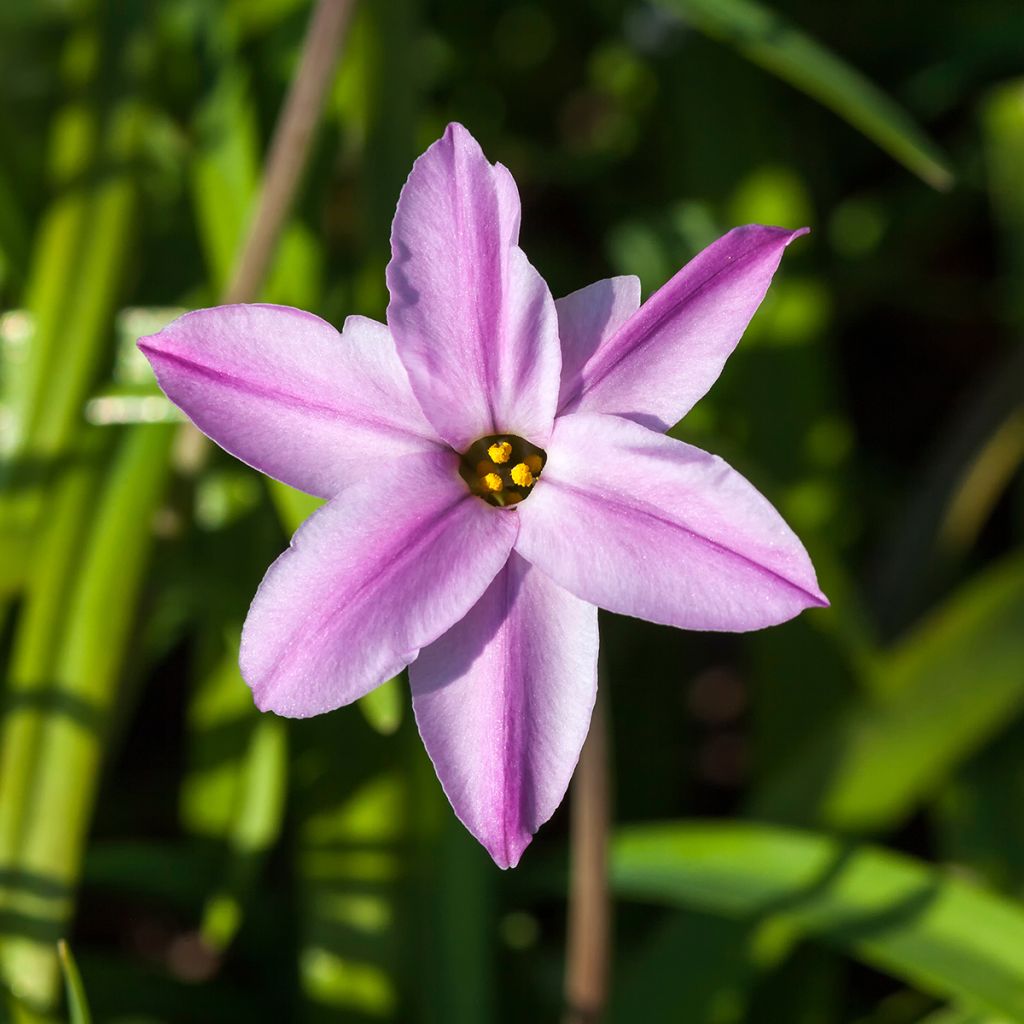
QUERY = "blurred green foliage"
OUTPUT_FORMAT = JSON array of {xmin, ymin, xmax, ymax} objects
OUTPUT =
[{"xmin": 0, "ymin": 0, "xmax": 1022, "ymax": 1021}]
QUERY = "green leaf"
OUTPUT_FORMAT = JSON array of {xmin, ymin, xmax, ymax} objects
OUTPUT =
[
  {"xmin": 57, "ymin": 940, "xmax": 91, "ymax": 1024},
  {"xmin": 660, "ymin": 0, "xmax": 954, "ymax": 189},
  {"xmin": 751, "ymin": 554, "xmax": 1024, "ymax": 830},
  {"xmin": 0, "ymin": 424, "xmax": 174, "ymax": 1010},
  {"xmin": 358, "ymin": 676, "xmax": 404, "ymax": 736},
  {"xmin": 613, "ymin": 822, "xmax": 1024, "ymax": 1021},
  {"xmin": 610, "ymin": 912, "xmax": 761, "ymax": 1023},
  {"xmin": 914, "ymin": 1007, "xmax": 1008, "ymax": 1024}
]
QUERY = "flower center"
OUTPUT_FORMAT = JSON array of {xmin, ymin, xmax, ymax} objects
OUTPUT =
[{"xmin": 459, "ymin": 434, "xmax": 547, "ymax": 507}]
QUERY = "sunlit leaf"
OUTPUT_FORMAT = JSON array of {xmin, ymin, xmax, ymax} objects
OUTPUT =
[
  {"xmin": 613, "ymin": 822, "xmax": 1024, "ymax": 1021},
  {"xmin": 751, "ymin": 554, "xmax": 1024, "ymax": 830}
]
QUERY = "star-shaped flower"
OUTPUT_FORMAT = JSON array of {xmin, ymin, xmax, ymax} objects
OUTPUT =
[{"xmin": 140, "ymin": 123, "xmax": 826, "ymax": 868}]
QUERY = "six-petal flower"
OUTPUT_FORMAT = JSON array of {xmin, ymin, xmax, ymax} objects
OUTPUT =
[{"xmin": 139, "ymin": 122, "xmax": 827, "ymax": 868}]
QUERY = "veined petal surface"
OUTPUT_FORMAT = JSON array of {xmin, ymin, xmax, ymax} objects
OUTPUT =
[
  {"xmin": 555, "ymin": 275, "xmax": 641, "ymax": 412},
  {"xmin": 516, "ymin": 413, "xmax": 827, "ymax": 631},
  {"xmin": 411, "ymin": 552, "xmax": 598, "ymax": 868},
  {"xmin": 386, "ymin": 122, "xmax": 561, "ymax": 450},
  {"xmin": 558, "ymin": 225, "xmax": 807, "ymax": 431},
  {"xmin": 140, "ymin": 305, "xmax": 440, "ymax": 498},
  {"xmin": 241, "ymin": 451, "xmax": 518, "ymax": 718}
]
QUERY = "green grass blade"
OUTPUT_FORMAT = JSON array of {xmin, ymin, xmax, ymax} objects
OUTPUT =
[
  {"xmin": 613, "ymin": 821, "xmax": 1024, "ymax": 1021},
  {"xmin": 28, "ymin": 99, "xmax": 146, "ymax": 456},
  {"xmin": 56, "ymin": 940, "xmax": 91, "ymax": 1024},
  {"xmin": 0, "ymin": 424, "xmax": 174, "ymax": 1010},
  {"xmin": 0, "ymin": 432, "xmax": 107, "ymax": 874},
  {"xmin": 661, "ymin": 0, "xmax": 954, "ymax": 189}
]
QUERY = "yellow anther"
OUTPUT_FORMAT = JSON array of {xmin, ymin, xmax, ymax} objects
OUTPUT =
[
  {"xmin": 487, "ymin": 440, "xmax": 512, "ymax": 464},
  {"xmin": 510, "ymin": 463, "xmax": 534, "ymax": 488},
  {"xmin": 524, "ymin": 453, "xmax": 543, "ymax": 474},
  {"xmin": 481, "ymin": 472, "xmax": 503, "ymax": 493}
]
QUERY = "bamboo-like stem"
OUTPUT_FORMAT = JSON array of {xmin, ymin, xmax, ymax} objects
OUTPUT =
[
  {"xmin": 223, "ymin": 0, "xmax": 356, "ymax": 304},
  {"xmin": 563, "ymin": 686, "xmax": 611, "ymax": 1024}
]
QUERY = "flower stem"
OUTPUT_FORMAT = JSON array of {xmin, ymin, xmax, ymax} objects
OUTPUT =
[
  {"xmin": 223, "ymin": 0, "xmax": 356, "ymax": 305},
  {"xmin": 563, "ymin": 685, "xmax": 611, "ymax": 1024}
]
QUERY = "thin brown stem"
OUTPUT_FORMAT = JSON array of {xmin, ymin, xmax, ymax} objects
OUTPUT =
[
  {"xmin": 563, "ymin": 685, "xmax": 611, "ymax": 1024},
  {"xmin": 223, "ymin": 0, "xmax": 356, "ymax": 305},
  {"xmin": 179, "ymin": 0, "xmax": 356, "ymax": 477}
]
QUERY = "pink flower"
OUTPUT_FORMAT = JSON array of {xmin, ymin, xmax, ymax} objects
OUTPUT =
[{"xmin": 140, "ymin": 123, "xmax": 826, "ymax": 868}]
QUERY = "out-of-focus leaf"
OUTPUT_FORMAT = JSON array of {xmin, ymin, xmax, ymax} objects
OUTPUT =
[
  {"xmin": 870, "ymin": 346, "xmax": 1024, "ymax": 638},
  {"xmin": 31, "ymin": 100, "xmax": 147, "ymax": 455},
  {"xmin": 200, "ymin": 712, "xmax": 288, "ymax": 950},
  {"xmin": 267, "ymin": 478, "xmax": 323, "ymax": 534},
  {"xmin": 985, "ymin": 80, "xmax": 1024, "ymax": 305},
  {"xmin": 406, "ymin": 737, "xmax": 495, "ymax": 1024},
  {"xmin": 83, "ymin": 307, "xmax": 188, "ymax": 426},
  {"xmin": 181, "ymin": 638, "xmax": 288, "ymax": 953},
  {"xmin": 660, "ymin": 0, "xmax": 954, "ymax": 189},
  {"xmin": 57, "ymin": 940, "xmax": 91, "ymax": 1024},
  {"xmin": 0, "ymin": 161, "xmax": 28, "ymax": 284},
  {"xmin": 0, "ymin": 431, "xmax": 106, "ymax": 873},
  {"xmin": 915, "ymin": 1008, "xmax": 1007, "ymax": 1024},
  {"xmin": 359, "ymin": 678, "xmax": 404, "ymax": 736},
  {"xmin": 189, "ymin": 51, "xmax": 322, "ymax": 308},
  {"xmin": 935, "ymin": 718, "xmax": 1024, "ymax": 899},
  {"xmin": 296, "ymin": 717, "xmax": 402, "ymax": 1022},
  {"xmin": 0, "ymin": 424, "xmax": 173, "ymax": 1010},
  {"xmin": 751, "ymin": 554, "xmax": 1024, "ymax": 830},
  {"xmin": 613, "ymin": 822, "xmax": 1024, "ymax": 1021},
  {"xmin": 611, "ymin": 912, "xmax": 760, "ymax": 1023}
]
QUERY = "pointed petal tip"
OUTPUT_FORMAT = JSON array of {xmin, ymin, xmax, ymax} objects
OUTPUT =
[
  {"xmin": 485, "ymin": 830, "xmax": 533, "ymax": 870},
  {"xmin": 442, "ymin": 120, "xmax": 471, "ymax": 141}
]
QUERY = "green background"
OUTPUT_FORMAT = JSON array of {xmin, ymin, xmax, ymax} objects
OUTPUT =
[{"xmin": 1, "ymin": 0, "xmax": 1022, "ymax": 1021}]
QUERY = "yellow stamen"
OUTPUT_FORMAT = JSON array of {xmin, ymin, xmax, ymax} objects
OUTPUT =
[
  {"xmin": 481, "ymin": 472, "xmax": 503, "ymax": 493},
  {"xmin": 524, "ymin": 453, "xmax": 543, "ymax": 474},
  {"xmin": 487, "ymin": 440, "xmax": 512, "ymax": 464},
  {"xmin": 510, "ymin": 463, "xmax": 534, "ymax": 488}
]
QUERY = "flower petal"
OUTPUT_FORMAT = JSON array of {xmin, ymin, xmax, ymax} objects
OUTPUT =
[
  {"xmin": 410, "ymin": 552, "xmax": 598, "ymax": 868},
  {"xmin": 555, "ymin": 275, "xmax": 641, "ymax": 412},
  {"xmin": 558, "ymin": 225, "xmax": 808, "ymax": 431},
  {"xmin": 516, "ymin": 413, "xmax": 827, "ymax": 631},
  {"xmin": 139, "ymin": 304, "xmax": 440, "ymax": 498},
  {"xmin": 241, "ymin": 451, "xmax": 518, "ymax": 717},
  {"xmin": 386, "ymin": 123, "xmax": 561, "ymax": 450}
]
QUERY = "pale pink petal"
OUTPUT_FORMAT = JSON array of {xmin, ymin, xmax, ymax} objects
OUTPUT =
[
  {"xmin": 139, "ymin": 305, "xmax": 441, "ymax": 498},
  {"xmin": 558, "ymin": 226, "xmax": 808, "ymax": 431},
  {"xmin": 386, "ymin": 123, "xmax": 561, "ymax": 450},
  {"xmin": 411, "ymin": 552, "xmax": 598, "ymax": 868},
  {"xmin": 516, "ymin": 413, "xmax": 827, "ymax": 630},
  {"xmin": 555, "ymin": 275, "xmax": 641, "ymax": 411},
  {"xmin": 240, "ymin": 451, "xmax": 518, "ymax": 718}
]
